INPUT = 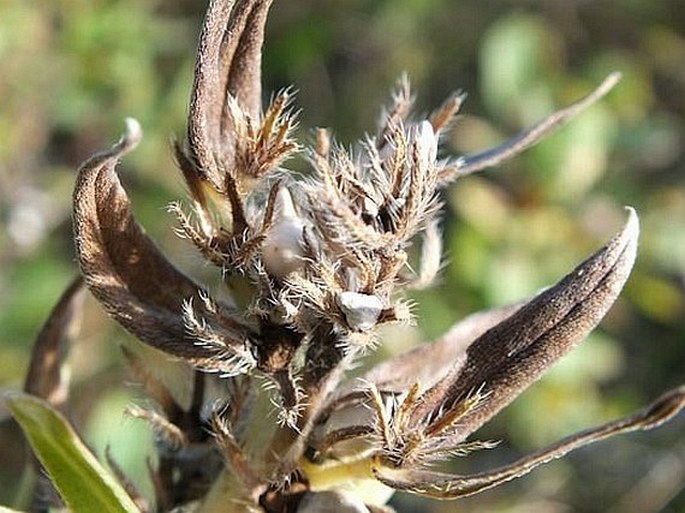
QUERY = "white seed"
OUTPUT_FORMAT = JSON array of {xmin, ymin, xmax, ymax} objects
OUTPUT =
[
  {"xmin": 262, "ymin": 187, "xmax": 306, "ymax": 278},
  {"xmin": 362, "ymin": 196, "xmax": 379, "ymax": 219},
  {"xmin": 413, "ymin": 119, "xmax": 438, "ymax": 168},
  {"xmin": 337, "ymin": 291, "xmax": 384, "ymax": 331}
]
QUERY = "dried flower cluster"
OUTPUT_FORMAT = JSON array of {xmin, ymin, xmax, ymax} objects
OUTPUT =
[{"xmin": 15, "ymin": 1, "xmax": 685, "ymax": 512}]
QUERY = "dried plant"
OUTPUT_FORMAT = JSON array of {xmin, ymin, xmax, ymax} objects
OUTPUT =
[{"xmin": 7, "ymin": 1, "xmax": 685, "ymax": 513}]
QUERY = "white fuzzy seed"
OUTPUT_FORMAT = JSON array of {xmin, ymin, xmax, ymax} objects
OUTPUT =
[
  {"xmin": 413, "ymin": 120, "xmax": 438, "ymax": 169},
  {"xmin": 337, "ymin": 291, "xmax": 384, "ymax": 331},
  {"xmin": 262, "ymin": 187, "xmax": 306, "ymax": 278}
]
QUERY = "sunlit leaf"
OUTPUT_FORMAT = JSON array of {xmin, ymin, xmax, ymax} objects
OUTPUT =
[{"xmin": 6, "ymin": 392, "xmax": 141, "ymax": 513}]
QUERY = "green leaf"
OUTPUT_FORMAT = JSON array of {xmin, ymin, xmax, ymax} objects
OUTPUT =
[{"xmin": 5, "ymin": 392, "xmax": 140, "ymax": 513}]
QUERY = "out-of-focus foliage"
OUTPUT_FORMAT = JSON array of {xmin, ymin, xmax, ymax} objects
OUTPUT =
[{"xmin": 0, "ymin": 1, "xmax": 683, "ymax": 512}]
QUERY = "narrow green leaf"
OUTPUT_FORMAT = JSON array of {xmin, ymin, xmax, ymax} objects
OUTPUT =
[{"xmin": 5, "ymin": 392, "xmax": 140, "ymax": 513}]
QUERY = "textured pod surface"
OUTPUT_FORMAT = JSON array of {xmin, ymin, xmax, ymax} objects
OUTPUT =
[{"xmin": 72, "ymin": 120, "xmax": 248, "ymax": 369}]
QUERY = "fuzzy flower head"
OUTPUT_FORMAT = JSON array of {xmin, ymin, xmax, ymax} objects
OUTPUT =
[{"xmin": 16, "ymin": 1, "xmax": 683, "ymax": 513}]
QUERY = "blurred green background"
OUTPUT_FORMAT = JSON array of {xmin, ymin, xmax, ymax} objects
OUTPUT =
[{"xmin": 1, "ymin": 0, "xmax": 684, "ymax": 511}]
